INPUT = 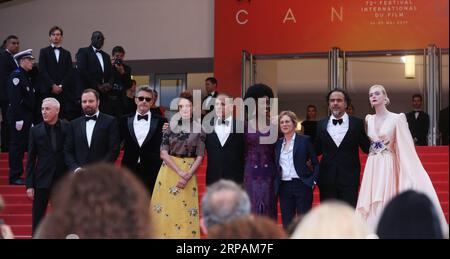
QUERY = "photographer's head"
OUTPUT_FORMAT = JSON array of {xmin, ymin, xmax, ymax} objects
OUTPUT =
[{"xmin": 112, "ymin": 45, "xmax": 125, "ymax": 65}]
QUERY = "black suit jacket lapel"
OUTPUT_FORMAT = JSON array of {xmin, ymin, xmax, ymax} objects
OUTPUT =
[
  {"xmin": 47, "ymin": 46, "xmax": 58, "ymax": 65},
  {"xmin": 339, "ymin": 116, "xmax": 354, "ymax": 148},
  {"xmin": 89, "ymin": 47, "xmax": 103, "ymax": 73},
  {"xmin": 37, "ymin": 123, "xmax": 52, "ymax": 151},
  {"xmin": 293, "ymin": 133, "xmax": 301, "ymax": 158},
  {"xmin": 275, "ymin": 138, "xmax": 282, "ymax": 166},
  {"xmin": 80, "ymin": 118, "xmax": 88, "ymax": 148},
  {"xmin": 208, "ymin": 118, "xmax": 221, "ymax": 147},
  {"xmin": 127, "ymin": 115, "xmax": 139, "ymax": 146},
  {"xmin": 222, "ymin": 119, "xmax": 241, "ymax": 147},
  {"xmin": 142, "ymin": 116, "xmax": 158, "ymax": 146},
  {"xmin": 101, "ymin": 52, "xmax": 109, "ymax": 72},
  {"xmin": 90, "ymin": 113, "xmax": 104, "ymax": 147},
  {"xmin": 322, "ymin": 118, "xmax": 338, "ymax": 149}
]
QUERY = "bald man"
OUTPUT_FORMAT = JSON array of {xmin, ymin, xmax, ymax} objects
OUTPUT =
[{"xmin": 25, "ymin": 98, "xmax": 70, "ymax": 234}]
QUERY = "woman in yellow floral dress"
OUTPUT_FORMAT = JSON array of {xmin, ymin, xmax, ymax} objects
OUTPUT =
[{"xmin": 150, "ymin": 91, "xmax": 205, "ymax": 239}]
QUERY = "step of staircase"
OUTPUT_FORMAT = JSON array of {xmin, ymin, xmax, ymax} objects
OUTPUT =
[
  {"xmin": 0, "ymin": 147, "xmax": 448, "ymax": 239},
  {"xmin": 9, "ymin": 225, "xmax": 32, "ymax": 236}
]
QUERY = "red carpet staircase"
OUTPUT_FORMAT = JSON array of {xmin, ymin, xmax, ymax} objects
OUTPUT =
[{"xmin": 0, "ymin": 146, "xmax": 448, "ymax": 238}]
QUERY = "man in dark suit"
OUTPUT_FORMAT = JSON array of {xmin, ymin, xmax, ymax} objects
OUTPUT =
[
  {"xmin": 406, "ymin": 94, "xmax": 429, "ymax": 146},
  {"xmin": 439, "ymin": 106, "xmax": 449, "ymax": 145},
  {"xmin": 201, "ymin": 77, "xmax": 219, "ymax": 118},
  {"xmin": 105, "ymin": 46, "xmax": 132, "ymax": 119},
  {"xmin": 64, "ymin": 88, "xmax": 120, "ymax": 173},
  {"xmin": 120, "ymin": 86, "xmax": 167, "ymax": 192},
  {"xmin": 76, "ymin": 31, "xmax": 112, "ymax": 114},
  {"xmin": 275, "ymin": 111, "xmax": 319, "ymax": 229},
  {"xmin": 38, "ymin": 26, "xmax": 73, "ymax": 120},
  {"xmin": 26, "ymin": 98, "xmax": 69, "ymax": 234},
  {"xmin": 0, "ymin": 35, "xmax": 19, "ymax": 152},
  {"xmin": 204, "ymin": 93, "xmax": 244, "ymax": 186},
  {"xmin": 315, "ymin": 89, "xmax": 370, "ymax": 207},
  {"xmin": 7, "ymin": 50, "xmax": 37, "ymax": 185}
]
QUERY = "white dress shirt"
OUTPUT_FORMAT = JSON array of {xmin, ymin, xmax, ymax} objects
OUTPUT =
[
  {"xmin": 51, "ymin": 44, "xmax": 60, "ymax": 63},
  {"xmin": 327, "ymin": 113, "xmax": 349, "ymax": 147},
  {"xmin": 413, "ymin": 109, "xmax": 421, "ymax": 119},
  {"xmin": 86, "ymin": 111, "xmax": 100, "ymax": 148},
  {"xmin": 280, "ymin": 134, "xmax": 300, "ymax": 181},
  {"xmin": 92, "ymin": 46, "xmax": 104, "ymax": 72},
  {"xmin": 214, "ymin": 116, "xmax": 232, "ymax": 147},
  {"xmin": 134, "ymin": 111, "xmax": 151, "ymax": 163},
  {"xmin": 134, "ymin": 111, "xmax": 151, "ymax": 147}
]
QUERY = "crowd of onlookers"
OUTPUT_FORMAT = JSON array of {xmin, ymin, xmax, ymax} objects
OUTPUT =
[{"xmin": 1, "ymin": 164, "xmax": 447, "ymax": 239}]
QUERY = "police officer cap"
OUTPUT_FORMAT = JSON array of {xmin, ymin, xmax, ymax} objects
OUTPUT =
[{"xmin": 13, "ymin": 49, "xmax": 34, "ymax": 62}]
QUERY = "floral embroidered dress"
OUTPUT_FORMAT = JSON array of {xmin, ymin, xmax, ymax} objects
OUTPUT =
[
  {"xmin": 150, "ymin": 121, "xmax": 205, "ymax": 239},
  {"xmin": 356, "ymin": 113, "xmax": 447, "ymax": 232}
]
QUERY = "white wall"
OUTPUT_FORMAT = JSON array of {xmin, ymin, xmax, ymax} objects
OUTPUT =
[{"xmin": 0, "ymin": 0, "xmax": 214, "ymax": 61}]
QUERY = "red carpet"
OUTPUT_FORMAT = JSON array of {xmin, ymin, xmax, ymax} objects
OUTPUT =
[{"xmin": 0, "ymin": 146, "xmax": 448, "ymax": 238}]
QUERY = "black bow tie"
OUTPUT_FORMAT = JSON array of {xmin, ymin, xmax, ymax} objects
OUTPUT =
[
  {"xmin": 218, "ymin": 119, "xmax": 229, "ymax": 126},
  {"xmin": 137, "ymin": 114, "xmax": 148, "ymax": 121},
  {"xmin": 332, "ymin": 118, "xmax": 343, "ymax": 125},
  {"xmin": 85, "ymin": 115, "xmax": 97, "ymax": 122},
  {"xmin": 53, "ymin": 46, "xmax": 61, "ymax": 50},
  {"xmin": 95, "ymin": 49, "xmax": 101, "ymax": 53}
]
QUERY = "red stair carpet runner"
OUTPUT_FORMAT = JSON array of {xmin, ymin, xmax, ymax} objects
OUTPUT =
[{"xmin": 0, "ymin": 146, "xmax": 448, "ymax": 239}]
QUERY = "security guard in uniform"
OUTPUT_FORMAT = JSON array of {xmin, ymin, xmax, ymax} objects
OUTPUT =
[{"xmin": 7, "ymin": 49, "xmax": 37, "ymax": 185}]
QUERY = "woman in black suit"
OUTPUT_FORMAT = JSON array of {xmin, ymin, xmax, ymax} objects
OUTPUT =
[{"xmin": 275, "ymin": 111, "xmax": 319, "ymax": 229}]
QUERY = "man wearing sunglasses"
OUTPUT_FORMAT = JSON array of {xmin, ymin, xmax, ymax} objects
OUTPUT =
[{"xmin": 119, "ymin": 86, "xmax": 167, "ymax": 193}]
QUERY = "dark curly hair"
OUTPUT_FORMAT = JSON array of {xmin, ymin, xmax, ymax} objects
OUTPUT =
[
  {"xmin": 35, "ymin": 164, "xmax": 152, "ymax": 239},
  {"xmin": 244, "ymin": 83, "xmax": 274, "ymax": 100},
  {"xmin": 243, "ymin": 84, "xmax": 274, "ymax": 121}
]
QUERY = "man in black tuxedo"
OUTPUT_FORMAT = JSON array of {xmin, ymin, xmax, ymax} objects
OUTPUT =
[
  {"xmin": 202, "ymin": 77, "xmax": 219, "ymax": 118},
  {"xmin": 406, "ymin": 94, "xmax": 429, "ymax": 146},
  {"xmin": 315, "ymin": 89, "xmax": 370, "ymax": 207},
  {"xmin": 204, "ymin": 93, "xmax": 244, "ymax": 185},
  {"xmin": 76, "ymin": 31, "xmax": 112, "ymax": 114},
  {"xmin": 64, "ymin": 89, "xmax": 120, "ymax": 173},
  {"xmin": 120, "ymin": 86, "xmax": 166, "ymax": 191},
  {"xmin": 25, "ymin": 98, "xmax": 69, "ymax": 234},
  {"xmin": 38, "ymin": 26, "xmax": 73, "ymax": 120},
  {"xmin": 0, "ymin": 35, "xmax": 19, "ymax": 152}
]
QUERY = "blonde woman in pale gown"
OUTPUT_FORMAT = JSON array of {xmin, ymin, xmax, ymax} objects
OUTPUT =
[{"xmin": 356, "ymin": 85, "xmax": 448, "ymax": 233}]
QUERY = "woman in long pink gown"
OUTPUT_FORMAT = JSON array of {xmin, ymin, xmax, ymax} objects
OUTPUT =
[{"xmin": 356, "ymin": 85, "xmax": 448, "ymax": 234}]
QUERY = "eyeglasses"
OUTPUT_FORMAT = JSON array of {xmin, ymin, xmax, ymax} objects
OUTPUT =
[{"xmin": 137, "ymin": 96, "xmax": 152, "ymax": 102}]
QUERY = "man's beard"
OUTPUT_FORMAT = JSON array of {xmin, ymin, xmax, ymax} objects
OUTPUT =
[
  {"xmin": 332, "ymin": 109, "xmax": 344, "ymax": 118},
  {"xmin": 84, "ymin": 107, "xmax": 96, "ymax": 116}
]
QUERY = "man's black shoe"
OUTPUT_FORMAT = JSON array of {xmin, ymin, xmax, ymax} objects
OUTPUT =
[{"xmin": 9, "ymin": 179, "xmax": 25, "ymax": 185}]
